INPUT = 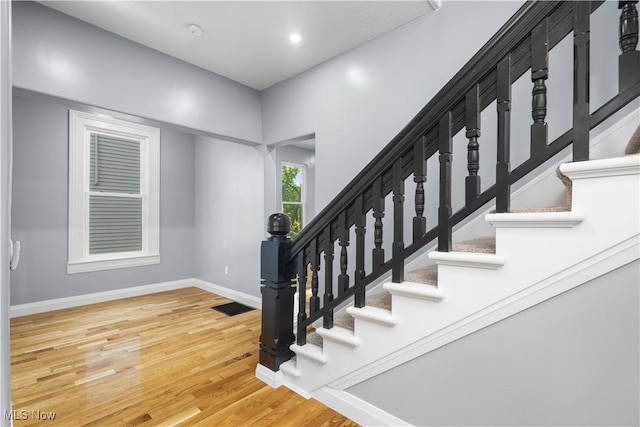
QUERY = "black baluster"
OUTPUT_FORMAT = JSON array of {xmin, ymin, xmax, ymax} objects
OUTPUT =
[
  {"xmin": 372, "ymin": 177, "xmax": 385, "ymax": 269},
  {"xmin": 465, "ymin": 85, "xmax": 481, "ymax": 205},
  {"xmin": 573, "ymin": 1, "xmax": 591, "ymax": 162},
  {"xmin": 438, "ymin": 112, "xmax": 452, "ymax": 252},
  {"xmin": 531, "ymin": 18, "xmax": 549, "ymax": 160},
  {"xmin": 619, "ymin": 1, "xmax": 640, "ymax": 92},
  {"xmin": 338, "ymin": 211, "xmax": 349, "ymax": 296},
  {"xmin": 354, "ymin": 195, "xmax": 366, "ymax": 308},
  {"xmin": 496, "ymin": 54, "xmax": 512, "ymax": 213},
  {"xmin": 392, "ymin": 158, "xmax": 405, "ymax": 283},
  {"xmin": 309, "ymin": 237, "xmax": 320, "ymax": 313},
  {"xmin": 259, "ymin": 214, "xmax": 295, "ymax": 371},
  {"xmin": 413, "ymin": 138, "xmax": 427, "ymax": 243},
  {"xmin": 323, "ymin": 226, "xmax": 334, "ymax": 329},
  {"xmin": 296, "ymin": 252, "xmax": 307, "ymax": 346}
]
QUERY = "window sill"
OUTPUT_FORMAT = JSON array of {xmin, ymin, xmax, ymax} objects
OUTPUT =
[{"xmin": 67, "ymin": 254, "xmax": 160, "ymax": 274}]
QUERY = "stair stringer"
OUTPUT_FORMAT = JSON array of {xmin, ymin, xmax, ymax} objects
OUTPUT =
[{"xmin": 280, "ymin": 156, "xmax": 639, "ymax": 397}]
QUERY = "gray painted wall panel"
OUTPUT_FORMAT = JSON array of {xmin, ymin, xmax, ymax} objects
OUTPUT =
[
  {"xmin": 348, "ymin": 260, "xmax": 640, "ymax": 426},
  {"xmin": 12, "ymin": 1, "xmax": 262, "ymax": 143},
  {"xmin": 10, "ymin": 95, "xmax": 195, "ymax": 305},
  {"xmin": 194, "ymin": 136, "xmax": 265, "ymax": 298}
]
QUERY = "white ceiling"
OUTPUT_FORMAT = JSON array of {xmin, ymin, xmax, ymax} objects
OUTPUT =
[{"xmin": 38, "ymin": 1, "xmax": 440, "ymax": 91}]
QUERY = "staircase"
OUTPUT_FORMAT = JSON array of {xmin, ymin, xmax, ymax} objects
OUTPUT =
[
  {"xmin": 257, "ymin": 1, "xmax": 640, "ymax": 423},
  {"xmin": 278, "ymin": 126, "xmax": 639, "ymax": 395}
]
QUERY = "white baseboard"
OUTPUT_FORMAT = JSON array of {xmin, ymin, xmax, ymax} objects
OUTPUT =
[
  {"xmin": 312, "ymin": 387, "xmax": 412, "ymax": 427},
  {"xmin": 10, "ymin": 278, "xmax": 262, "ymax": 317},
  {"xmin": 255, "ymin": 363, "xmax": 284, "ymax": 389},
  {"xmin": 193, "ymin": 279, "xmax": 262, "ymax": 309},
  {"xmin": 9, "ymin": 278, "xmax": 194, "ymax": 318}
]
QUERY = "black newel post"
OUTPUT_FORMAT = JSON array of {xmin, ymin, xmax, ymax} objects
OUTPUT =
[{"xmin": 259, "ymin": 213, "xmax": 295, "ymax": 372}]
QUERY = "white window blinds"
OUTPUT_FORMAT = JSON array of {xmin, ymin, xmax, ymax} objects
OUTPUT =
[{"xmin": 88, "ymin": 133, "xmax": 142, "ymax": 254}]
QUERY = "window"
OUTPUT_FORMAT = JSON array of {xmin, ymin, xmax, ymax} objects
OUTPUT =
[
  {"xmin": 281, "ymin": 163, "xmax": 304, "ymax": 238},
  {"xmin": 68, "ymin": 110, "xmax": 160, "ymax": 273}
]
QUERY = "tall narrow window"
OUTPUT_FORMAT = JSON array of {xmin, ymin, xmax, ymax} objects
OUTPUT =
[
  {"xmin": 281, "ymin": 163, "xmax": 304, "ymax": 238},
  {"xmin": 68, "ymin": 110, "xmax": 160, "ymax": 273}
]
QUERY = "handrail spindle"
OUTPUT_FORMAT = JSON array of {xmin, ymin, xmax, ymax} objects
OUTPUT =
[
  {"xmin": 354, "ymin": 195, "xmax": 366, "ymax": 308},
  {"xmin": 531, "ymin": 18, "xmax": 549, "ymax": 160},
  {"xmin": 322, "ymin": 226, "xmax": 334, "ymax": 329},
  {"xmin": 496, "ymin": 54, "xmax": 512, "ymax": 213},
  {"xmin": 309, "ymin": 237, "xmax": 320, "ymax": 313},
  {"xmin": 392, "ymin": 158, "xmax": 405, "ymax": 283},
  {"xmin": 573, "ymin": 1, "xmax": 591, "ymax": 161},
  {"xmin": 372, "ymin": 177, "xmax": 385, "ymax": 269},
  {"xmin": 338, "ymin": 211, "xmax": 350, "ymax": 296},
  {"xmin": 619, "ymin": 1, "xmax": 640, "ymax": 91},
  {"xmin": 413, "ymin": 138, "xmax": 427, "ymax": 243},
  {"xmin": 438, "ymin": 112, "xmax": 453, "ymax": 252},
  {"xmin": 465, "ymin": 85, "xmax": 481, "ymax": 205},
  {"xmin": 296, "ymin": 253, "xmax": 307, "ymax": 346}
]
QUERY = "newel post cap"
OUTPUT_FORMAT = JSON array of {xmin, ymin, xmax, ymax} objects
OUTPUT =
[{"xmin": 267, "ymin": 213, "xmax": 291, "ymax": 236}]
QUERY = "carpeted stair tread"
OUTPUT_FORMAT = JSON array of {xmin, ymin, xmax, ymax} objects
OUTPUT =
[
  {"xmin": 405, "ymin": 264, "xmax": 438, "ymax": 285},
  {"xmin": 509, "ymin": 205, "xmax": 571, "ymax": 213},
  {"xmin": 306, "ymin": 332, "xmax": 323, "ymax": 347},
  {"xmin": 452, "ymin": 236, "xmax": 496, "ymax": 253},
  {"xmin": 366, "ymin": 292, "xmax": 392, "ymax": 310},
  {"xmin": 624, "ymin": 124, "xmax": 640, "ymax": 155},
  {"xmin": 334, "ymin": 312, "xmax": 354, "ymax": 331}
]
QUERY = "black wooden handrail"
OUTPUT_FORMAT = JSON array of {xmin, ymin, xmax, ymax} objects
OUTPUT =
[
  {"xmin": 259, "ymin": 0, "xmax": 640, "ymax": 372},
  {"xmin": 287, "ymin": 1, "xmax": 563, "ymax": 260}
]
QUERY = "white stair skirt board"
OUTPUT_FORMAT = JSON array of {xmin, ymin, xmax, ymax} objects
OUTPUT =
[
  {"xmin": 312, "ymin": 387, "xmax": 413, "ymax": 427},
  {"xmin": 10, "ymin": 278, "xmax": 261, "ymax": 317},
  {"xmin": 277, "ymin": 156, "xmax": 640, "ymax": 396}
]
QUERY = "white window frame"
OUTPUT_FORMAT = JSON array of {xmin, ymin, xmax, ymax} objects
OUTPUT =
[
  {"xmin": 68, "ymin": 110, "xmax": 160, "ymax": 274},
  {"xmin": 281, "ymin": 162, "xmax": 306, "ymax": 228}
]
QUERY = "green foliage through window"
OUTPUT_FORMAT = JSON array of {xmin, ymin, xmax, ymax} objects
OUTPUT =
[{"xmin": 282, "ymin": 165, "xmax": 303, "ymax": 237}]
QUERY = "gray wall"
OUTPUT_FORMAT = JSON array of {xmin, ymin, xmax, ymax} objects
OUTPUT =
[
  {"xmin": 0, "ymin": 0, "xmax": 12, "ymax": 420},
  {"xmin": 194, "ymin": 136, "xmax": 265, "ymax": 298},
  {"xmin": 12, "ymin": 1, "xmax": 262, "ymax": 143},
  {"xmin": 10, "ymin": 95, "xmax": 196, "ymax": 305},
  {"xmin": 348, "ymin": 260, "xmax": 640, "ymax": 426}
]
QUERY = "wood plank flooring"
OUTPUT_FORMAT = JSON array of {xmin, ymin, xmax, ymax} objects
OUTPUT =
[{"xmin": 10, "ymin": 287, "xmax": 358, "ymax": 426}]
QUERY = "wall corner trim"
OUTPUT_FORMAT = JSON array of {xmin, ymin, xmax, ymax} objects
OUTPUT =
[{"xmin": 192, "ymin": 279, "xmax": 262, "ymax": 309}]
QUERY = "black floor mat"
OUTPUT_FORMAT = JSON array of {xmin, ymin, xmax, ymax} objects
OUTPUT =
[{"xmin": 211, "ymin": 302, "xmax": 255, "ymax": 316}]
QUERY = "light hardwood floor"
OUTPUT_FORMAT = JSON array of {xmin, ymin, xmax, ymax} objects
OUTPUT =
[{"xmin": 10, "ymin": 287, "xmax": 358, "ymax": 426}]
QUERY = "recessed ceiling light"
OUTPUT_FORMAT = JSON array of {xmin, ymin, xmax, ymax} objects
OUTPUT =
[
  {"xmin": 188, "ymin": 24, "xmax": 203, "ymax": 37},
  {"xmin": 290, "ymin": 33, "xmax": 302, "ymax": 44}
]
